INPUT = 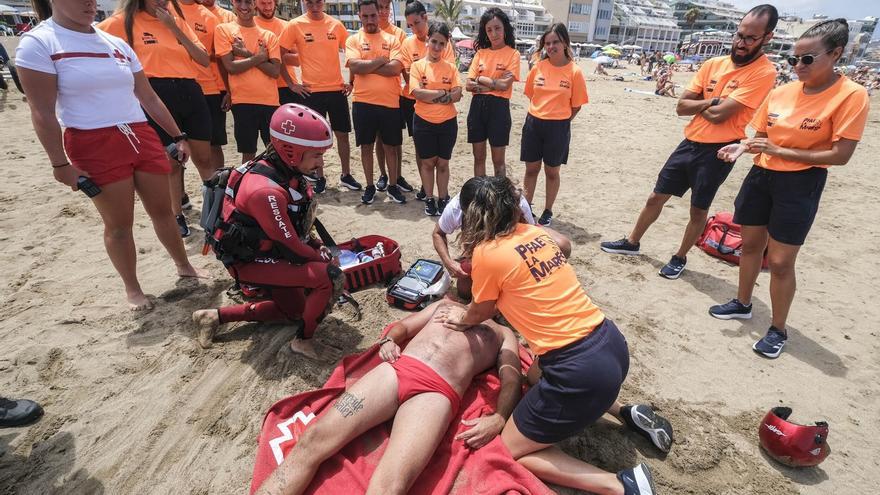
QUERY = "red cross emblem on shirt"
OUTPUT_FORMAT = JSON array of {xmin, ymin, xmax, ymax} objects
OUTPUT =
[
  {"xmin": 112, "ymin": 49, "xmax": 127, "ymax": 62},
  {"xmin": 281, "ymin": 119, "xmax": 296, "ymax": 135}
]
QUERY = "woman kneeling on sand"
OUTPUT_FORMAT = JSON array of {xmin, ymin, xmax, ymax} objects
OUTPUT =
[{"xmin": 16, "ymin": 0, "xmax": 206, "ymax": 310}]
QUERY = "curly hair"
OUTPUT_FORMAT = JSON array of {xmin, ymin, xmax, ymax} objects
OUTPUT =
[
  {"xmin": 457, "ymin": 176, "xmax": 522, "ymax": 257},
  {"xmin": 474, "ymin": 8, "xmax": 515, "ymax": 51}
]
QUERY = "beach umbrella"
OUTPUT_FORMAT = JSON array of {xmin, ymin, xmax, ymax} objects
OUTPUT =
[
  {"xmin": 455, "ymin": 39, "xmax": 474, "ymax": 50},
  {"xmin": 450, "ymin": 27, "xmax": 468, "ymax": 40},
  {"xmin": 0, "ymin": 3, "xmax": 18, "ymax": 12},
  {"xmin": 663, "ymin": 54, "xmax": 676, "ymax": 64},
  {"xmin": 602, "ymin": 44, "xmax": 620, "ymax": 50},
  {"xmin": 595, "ymin": 55, "xmax": 614, "ymax": 65},
  {"xmin": 590, "ymin": 50, "xmax": 602, "ymax": 58},
  {"xmin": 603, "ymin": 47, "xmax": 621, "ymax": 57}
]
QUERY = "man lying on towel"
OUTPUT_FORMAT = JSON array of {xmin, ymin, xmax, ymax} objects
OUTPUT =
[{"xmin": 255, "ymin": 299, "xmax": 523, "ymax": 495}]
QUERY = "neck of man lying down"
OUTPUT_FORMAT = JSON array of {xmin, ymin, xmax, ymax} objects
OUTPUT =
[{"xmin": 401, "ymin": 302, "xmax": 503, "ymax": 396}]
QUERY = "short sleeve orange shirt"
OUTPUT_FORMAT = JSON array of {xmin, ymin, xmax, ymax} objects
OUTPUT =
[
  {"xmin": 255, "ymin": 16, "xmax": 297, "ymax": 88},
  {"xmin": 397, "ymin": 35, "xmax": 455, "ymax": 100},
  {"xmin": 177, "ymin": 2, "xmax": 220, "ymax": 95},
  {"xmin": 97, "ymin": 12, "xmax": 204, "ymax": 79},
  {"xmin": 749, "ymin": 76, "xmax": 870, "ymax": 172},
  {"xmin": 471, "ymin": 223, "xmax": 605, "ymax": 355},
  {"xmin": 524, "ymin": 59, "xmax": 588, "ymax": 120},
  {"xmin": 281, "ymin": 14, "xmax": 348, "ymax": 92},
  {"xmin": 683, "ymin": 54, "xmax": 777, "ymax": 143},
  {"xmin": 409, "ymin": 58, "xmax": 460, "ymax": 123},
  {"xmin": 206, "ymin": 4, "xmax": 235, "ymax": 24},
  {"xmin": 467, "ymin": 45, "xmax": 521, "ymax": 99},
  {"xmin": 345, "ymin": 29, "xmax": 402, "ymax": 109},
  {"xmin": 214, "ymin": 22, "xmax": 281, "ymax": 106}
]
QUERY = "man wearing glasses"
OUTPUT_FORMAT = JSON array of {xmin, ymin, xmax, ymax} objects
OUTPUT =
[{"xmin": 601, "ymin": 4, "xmax": 778, "ymax": 280}]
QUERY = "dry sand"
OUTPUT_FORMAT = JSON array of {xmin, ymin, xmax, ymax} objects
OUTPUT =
[{"xmin": 1, "ymin": 49, "xmax": 878, "ymax": 494}]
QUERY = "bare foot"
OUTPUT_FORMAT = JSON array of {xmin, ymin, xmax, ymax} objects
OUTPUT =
[
  {"xmin": 193, "ymin": 309, "xmax": 220, "ymax": 349},
  {"xmin": 127, "ymin": 290, "xmax": 154, "ymax": 311},
  {"xmin": 288, "ymin": 338, "xmax": 341, "ymax": 363},
  {"xmin": 177, "ymin": 264, "xmax": 211, "ymax": 279}
]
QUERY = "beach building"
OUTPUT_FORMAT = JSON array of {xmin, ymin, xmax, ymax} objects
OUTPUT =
[
  {"xmin": 542, "ymin": 0, "xmax": 613, "ymax": 43},
  {"xmin": 456, "ymin": 0, "xmax": 555, "ymax": 41},
  {"xmin": 606, "ymin": 0, "xmax": 680, "ymax": 53},
  {"xmin": 669, "ymin": 0, "xmax": 743, "ymax": 40}
]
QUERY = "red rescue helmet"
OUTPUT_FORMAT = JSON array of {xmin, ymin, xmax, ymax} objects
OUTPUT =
[
  {"xmin": 269, "ymin": 104, "xmax": 333, "ymax": 169},
  {"xmin": 759, "ymin": 407, "xmax": 830, "ymax": 467}
]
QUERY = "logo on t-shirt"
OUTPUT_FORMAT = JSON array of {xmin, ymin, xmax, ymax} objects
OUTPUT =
[
  {"xmin": 420, "ymin": 75, "xmax": 429, "ymax": 87},
  {"xmin": 494, "ymin": 63, "xmax": 506, "ymax": 71},
  {"xmin": 111, "ymin": 48, "xmax": 130, "ymax": 66},
  {"xmin": 361, "ymin": 41, "xmax": 371, "ymax": 52},
  {"xmin": 441, "ymin": 75, "xmax": 452, "ymax": 84},
  {"xmin": 514, "ymin": 234, "xmax": 568, "ymax": 283},
  {"xmin": 800, "ymin": 118, "xmax": 822, "ymax": 131},
  {"xmin": 767, "ymin": 112, "xmax": 779, "ymax": 127},
  {"xmin": 559, "ymin": 79, "xmax": 570, "ymax": 89},
  {"xmin": 535, "ymin": 75, "xmax": 545, "ymax": 87},
  {"xmin": 726, "ymin": 79, "xmax": 739, "ymax": 90},
  {"xmin": 707, "ymin": 79, "xmax": 718, "ymax": 93},
  {"xmin": 194, "ymin": 22, "xmax": 208, "ymax": 34},
  {"xmin": 304, "ymin": 32, "xmax": 314, "ymax": 42},
  {"xmin": 381, "ymin": 42, "xmax": 390, "ymax": 51},
  {"xmin": 326, "ymin": 32, "xmax": 337, "ymax": 41},
  {"xmin": 142, "ymin": 32, "xmax": 158, "ymax": 45}
]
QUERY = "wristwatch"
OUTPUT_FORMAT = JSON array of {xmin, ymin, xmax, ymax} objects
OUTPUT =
[
  {"xmin": 710, "ymin": 97, "xmax": 721, "ymax": 107},
  {"xmin": 172, "ymin": 133, "xmax": 188, "ymax": 143}
]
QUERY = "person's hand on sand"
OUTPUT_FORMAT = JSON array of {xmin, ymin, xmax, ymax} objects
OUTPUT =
[
  {"xmin": 455, "ymin": 412, "xmax": 505, "ymax": 449},
  {"xmin": 53, "ymin": 162, "xmax": 88, "ymax": 191},
  {"xmin": 717, "ymin": 143, "xmax": 748, "ymax": 163},
  {"xmin": 378, "ymin": 339, "xmax": 401, "ymax": 363}
]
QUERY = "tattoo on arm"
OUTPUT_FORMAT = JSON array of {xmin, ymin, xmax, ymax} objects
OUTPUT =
[{"xmin": 333, "ymin": 392, "xmax": 365, "ymax": 418}]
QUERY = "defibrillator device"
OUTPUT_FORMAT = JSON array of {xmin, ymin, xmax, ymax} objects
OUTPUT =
[{"xmin": 386, "ymin": 259, "xmax": 450, "ymax": 310}]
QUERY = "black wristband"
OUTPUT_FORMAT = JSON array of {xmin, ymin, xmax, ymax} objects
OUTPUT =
[
  {"xmin": 52, "ymin": 162, "xmax": 70, "ymax": 168},
  {"xmin": 711, "ymin": 97, "xmax": 721, "ymax": 107},
  {"xmin": 172, "ymin": 133, "xmax": 188, "ymax": 143},
  {"xmin": 377, "ymin": 336, "xmax": 393, "ymax": 346}
]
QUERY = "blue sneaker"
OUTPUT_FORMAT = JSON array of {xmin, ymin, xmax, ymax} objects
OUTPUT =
[
  {"xmin": 601, "ymin": 237, "xmax": 640, "ymax": 255},
  {"xmin": 621, "ymin": 404, "xmax": 674, "ymax": 453},
  {"xmin": 376, "ymin": 175, "xmax": 388, "ymax": 191},
  {"xmin": 617, "ymin": 463, "xmax": 656, "ymax": 495},
  {"xmin": 709, "ymin": 299, "xmax": 753, "ymax": 320},
  {"xmin": 313, "ymin": 176, "xmax": 327, "ymax": 194},
  {"xmin": 361, "ymin": 185, "xmax": 376, "ymax": 204},
  {"xmin": 658, "ymin": 255, "xmax": 686, "ymax": 279},
  {"xmin": 340, "ymin": 174, "xmax": 363, "ymax": 191},
  {"xmin": 753, "ymin": 326, "xmax": 787, "ymax": 359}
]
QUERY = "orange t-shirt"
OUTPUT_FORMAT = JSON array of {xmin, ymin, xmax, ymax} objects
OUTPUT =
[
  {"xmin": 255, "ymin": 15, "xmax": 297, "ymax": 88},
  {"xmin": 345, "ymin": 29, "xmax": 402, "ymax": 109},
  {"xmin": 750, "ymin": 76, "xmax": 869, "ymax": 172},
  {"xmin": 467, "ymin": 45, "xmax": 521, "ymax": 99},
  {"xmin": 397, "ymin": 35, "xmax": 455, "ymax": 100},
  {"xmin": 214, "ymin": 22, "xmax": 280, "ymax": 106},
  {"xmin": 472, "ymin": 223, "xmax": 605, "ymax": 355},
  {"xmin": 524, "ymin": 59, "xmax": 588, "ymax": 120},
  {"xmin": 280, "ymin": 14, "xmax": 348, "ymax": 92},
  {"xmin": 178, "ymin": 2, "xmax": 220, "ymax": 94},
  {"xmin": 97, "ymin": 11, "xmax": 204, "ymax": 80},
  {"xmin": 381, "ymin": 23, "xmax": 406, "ymax": 44},
  {"xmin": 684, "ymin": 54, "xmax": 777, "ymax": 143},
  {"xmin": 206, "ymin": 4, "xmax": 235, "ymax": 24},
  {"xmin": 409, "ymin": 58, "xmax": 460, "ymax": 123}
]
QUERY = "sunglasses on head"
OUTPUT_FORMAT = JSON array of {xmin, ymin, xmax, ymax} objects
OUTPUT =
[{"xmin": 787, "ymin": 50, "xmax": 833, "ymax": 66}]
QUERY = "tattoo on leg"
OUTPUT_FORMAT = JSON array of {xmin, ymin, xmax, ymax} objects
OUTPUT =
[{"xmin": 334, "ymin": 392, "xmax": 365, "ymax": 418}]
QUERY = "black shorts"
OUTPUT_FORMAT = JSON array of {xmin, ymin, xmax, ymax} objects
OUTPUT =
[
  {"xmin": 733, "ymin": 165, "xmax": 828, "ymax": 246},
  {"xmin": 231, "ymin": 103, "xmax": 276, "ymax": 154},
  {"xmin": 654, "ymin": 138, "xmax": 737, "ymax": 210},
  {"xmin": 351, "ymin": 102, "xmax": 402, "ymax": 147},
  {"xmin": 303, "ymin": 90, "xmax": 352, "ymax": 133},
  {"xmin": 520, "ymin": 114, "xmax": 571, "ymax": 167},
  {"xmin": 204, "ymin": 92, "xmax": 228, "ymax": 146},
  {"xmin": 467, "ymin": 94, "xmax": 512, "ymax": 147},
  {"xmin": 399, "ymin": 96, "xmax": 415, "ymax": 136},
  {"xmin": 146, "ymin": 78, "xmax": 212, "ymax": 145},
  {"xmin": 278, "ymin": 87, "xmax": 305, "ymax": 106},
  {"xmin": 413, "ymin": 114, "xmax": 457, "ymax": 160},
  {"xmin": 513, "ymin": 318, "xmax": 629, "ymax": 444}
]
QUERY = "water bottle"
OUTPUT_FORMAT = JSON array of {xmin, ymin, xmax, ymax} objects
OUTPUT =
[{"xmin": 371, "ymin": 242, "xmax": 385, "ymax": 258}]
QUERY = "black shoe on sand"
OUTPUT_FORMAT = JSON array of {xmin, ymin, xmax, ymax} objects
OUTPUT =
[
  {"xmin": 0, "ymin": 398, "xmax": 44, "ymax": 427},
  {"xmin": 617, "ymin": 463, "xmax": 656, "ymax": 495},
  {"xmin": 621, "ymin": 404, "xmax": 674, "ymax": 453}
]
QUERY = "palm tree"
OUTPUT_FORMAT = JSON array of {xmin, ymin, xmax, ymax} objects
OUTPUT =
[
  {"xmin": 433, "ymin": 0, "xmax": 463, "ymax": 28},
  {"xmin": 684, "ymin": 6, "xmax": 702, "ymax": 32}
]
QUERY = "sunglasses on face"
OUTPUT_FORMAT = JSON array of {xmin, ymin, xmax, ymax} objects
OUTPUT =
[{"xmin": 787, "ymin": 50, "xmax": 833, "ymax": 66}]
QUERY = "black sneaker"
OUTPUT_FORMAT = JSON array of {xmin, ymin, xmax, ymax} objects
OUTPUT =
[
  {"xmin": 424, "ymin": 197, "xmax": 438, "ymax": 216},
  {"xmin": 0, "ymin": 397, "xmax": 44, "ymax": 427},
  {"xmin": 340, "ymin": 174, "xmax": 363, "ymax": 191},
  {"xmin": 396, "ymin": 176, "xmax": 414, "ymax": 192},
  {"xmin": 181, "ymin": 193, "xmax": 193, "ymax": 210},
  {"xmin": 659, "ymin": 255, "xmax": 686, "ymax": 280},
  {"xmin": 600, "ymin": 237, "xmax": 640, "ymax": 255},
  {"xmin": 753, "ymin": 326, "xmax": 787, "ymax": 359},
  {"xmin": 438, "ymin": 196, "xmax": 449, "ymax": 214},
  {"xmin": 415, "ymin": 186, "xmax": 426, "ymax": 201},
  {"xmin": 538, "ymin": 209, "xmax": 553, "ymax": 226},
  {"xmin": 386, "ymin": 185, "xmax": 406, "ymax": 204},
  {"xmin": 620, "ymin": 405, "xmax": 674, "ymax": 453},
  {"xmin": 708, "ymin": 299, "xmax": 752, "ymax": 320},
  {"xmin": 617, "ymin": 463, "xmax": 656, "ymax": 495},
  {"xmin": 376, "ymin": 175, "xmax": 389, "ymax": 191},
  {"xmin": 176, "ymin": 214, "xmax": 191, "ymax": 238},
  {"xmin": 314, "ymin": 176, "xmax": 327, "ymax": 194},
  {"xmin": 361, "ymin": 185, "xmax": 376, "ymax": 204}
]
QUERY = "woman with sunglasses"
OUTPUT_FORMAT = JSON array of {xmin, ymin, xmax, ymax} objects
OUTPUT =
[{"xmin": 710, "ymin": 19, "xmax": 870, "ymax": 359}]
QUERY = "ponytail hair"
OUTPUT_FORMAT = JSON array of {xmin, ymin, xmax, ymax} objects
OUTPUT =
[
  {"xmin": 119, "ymin": 0, "xmax": 185, "ymax": 46},
  {"xmin": 428, "ymin": 21, "xmax": 450, "ymax": 41},
  {"xmin": 31, "ymin": 0, "xmax": 51, "ymax": 20},
  {"xmin": 403, "ymin": 0, "xmax": 426, "ymax": 17},
  {"xmin": 801, "ymin": 18, "xmax": 849, "ymax": 54}
]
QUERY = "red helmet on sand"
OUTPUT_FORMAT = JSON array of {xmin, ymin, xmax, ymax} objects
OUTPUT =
[
  {"xmin": 759, "ymin": 407, "xmax": 830, "ymax": 467},
  {"xmin": 269, "ymin": 104, "xmax": 333, "ymax": 169}
]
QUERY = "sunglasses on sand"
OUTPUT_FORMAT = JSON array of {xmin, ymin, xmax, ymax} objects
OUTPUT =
[{"xmin": 787, "ymin": 50, "xmax": 833, "ymax": 66}]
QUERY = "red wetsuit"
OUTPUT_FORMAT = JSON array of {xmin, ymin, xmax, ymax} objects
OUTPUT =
[{"xmin": 216, "ymin": 163, "xmax": 332, "ymax": 338}]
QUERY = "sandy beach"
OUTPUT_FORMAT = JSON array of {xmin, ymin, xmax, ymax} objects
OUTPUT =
[{"xmin": 1, "ymin": 47, "xmax": 878, "ymax": 494}]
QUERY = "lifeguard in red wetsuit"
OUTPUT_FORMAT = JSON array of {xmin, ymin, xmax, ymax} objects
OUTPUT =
[{"xmin": 193, "ymin": 104, "xmax": 342, "ymax": 360}]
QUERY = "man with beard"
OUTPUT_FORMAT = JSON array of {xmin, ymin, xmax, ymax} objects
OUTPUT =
[{"xmin": 601, "ymin": 5, "xmax": 778, "ymax": 280}]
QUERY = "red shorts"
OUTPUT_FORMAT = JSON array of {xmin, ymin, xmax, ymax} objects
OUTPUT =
[
  {"xmin": 64, "ymin": 122, "xmax": 170, "ymax": 186},
  {"xmin": 390, "ymin": 355, "xmax": 461, "ymax": 414}
]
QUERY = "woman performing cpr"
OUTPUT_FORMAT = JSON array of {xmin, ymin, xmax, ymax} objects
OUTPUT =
[
  {"xmin": 193, "ymin": 105, "xmax": 345, "ymax": 361},
  {"xmin": 437, "ymin": 177, "xmax": 671, "ymax": 495}
]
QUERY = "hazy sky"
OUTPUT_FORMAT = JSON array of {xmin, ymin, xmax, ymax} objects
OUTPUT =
[{"xmin": 728, "ymin": 0, "xmax": 879, "ymax": 38}]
